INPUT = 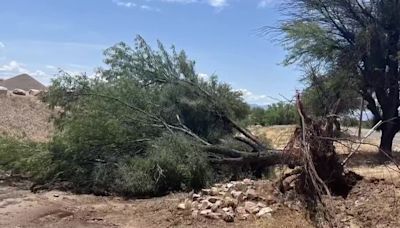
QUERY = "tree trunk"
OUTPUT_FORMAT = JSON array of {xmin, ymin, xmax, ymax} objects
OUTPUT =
[{"xmin": 379, "ymin": 124, "xmax": 398, "ymax": 158}]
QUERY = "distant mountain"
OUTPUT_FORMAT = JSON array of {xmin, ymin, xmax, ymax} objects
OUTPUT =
[{"xmin": 0, "ymin": 74, "xmax": 46, "ymax": 91}]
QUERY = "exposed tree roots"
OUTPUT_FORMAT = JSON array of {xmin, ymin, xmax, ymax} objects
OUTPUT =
[{"xmin": 277, "ymin": 94, "xmax": 362, "ymax": 227}]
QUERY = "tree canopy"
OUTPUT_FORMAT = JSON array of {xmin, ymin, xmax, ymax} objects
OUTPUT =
[{"xmin": 271, "ymin": 0, "xmax": 400, "ymax": 156}]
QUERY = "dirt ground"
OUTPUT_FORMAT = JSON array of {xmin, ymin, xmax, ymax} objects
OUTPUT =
[
  {"xmin": 2, "ymin": 123, "xmax": 400, "ymax": 227},
  {"xmin": 0, "ymin": 95, "xmax": 53, "ymax": 142},
  {"xmin": 0, "ymin": 177, "xmax": 312, "ymax": 228}
]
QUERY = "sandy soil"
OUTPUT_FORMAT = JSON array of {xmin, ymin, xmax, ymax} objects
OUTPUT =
[
  {"xmin": 0, "ymin": 95, "xmax": 53, "ymax": 142},
  {"xmin": 0, "ymin": 178, "xmax": 312, "ymax": 228}
]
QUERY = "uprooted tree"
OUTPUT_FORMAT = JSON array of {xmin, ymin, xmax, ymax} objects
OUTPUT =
[
  {"xmin": 43, "ymin": 36, "xmax": 353, "ymax": 207},
  {"xmin": 267, "ymin": 0, "xmax": 400, "ymax": 157},
  {"xmin": 44, "ymin": 36, "xmax": 283, "ymax": 196}
]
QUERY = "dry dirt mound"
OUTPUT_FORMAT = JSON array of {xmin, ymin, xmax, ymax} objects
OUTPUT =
[
  {"xmin": 330, "ymin": 179, "xmax": 400, "ymax": 227},
  {"xmin": 0, "ymin": 95, "xmax": 53, "ymax": 142}
]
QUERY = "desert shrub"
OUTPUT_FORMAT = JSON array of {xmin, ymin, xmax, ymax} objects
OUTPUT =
[
  {"xmin": 341, "ymin": 116, "xmax": 374, "ymax": 129},
  {"xmin": 0, "ymin": 137, "xmax": 52, "ymax": 181},
  {"xmin": 246, "ymin": 102, "xmax": 298, "ymax": 126}
]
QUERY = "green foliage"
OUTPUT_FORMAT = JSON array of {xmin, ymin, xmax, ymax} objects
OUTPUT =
[
  {"xmin": 0, "ymin": 137, "xmax": 52, "ymax": 181},
  {"xmin": 341, "ymin": 116, "xmax": 373, "ymax": 129},
  {"xmin": 115, "ymin": 134, "xmax": 211, "ymax": 196},
  {"xmin": 44, "ymin": 36, "xmax": 248, "ymax": 196},
  {"xmin": 301, "ymin": 67, "xmax": 360, "ymax": 117},
  {"xmin": 246, "ymin": 102, "xmax": 298, "ymax": 126},
  {"xmin": 281, "ymin": 21, "xmax": 339, "ymax": 66}
]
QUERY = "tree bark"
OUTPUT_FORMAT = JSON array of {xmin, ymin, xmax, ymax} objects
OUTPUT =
[{"xmin": 379, "ymin": 123, "xmax": 398, "ymax": 158}]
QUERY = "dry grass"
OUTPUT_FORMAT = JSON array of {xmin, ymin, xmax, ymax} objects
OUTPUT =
[
  {"xmin": 250, "ymin": 125, "xmax": 297, "ymax": 149},
  {"xmin": 0, "ymin": 95, "xmax": 53, "ymax": 142},
  {"xmin": 252, "ymin": 125, "xmax": 400, "ymax": 184}
]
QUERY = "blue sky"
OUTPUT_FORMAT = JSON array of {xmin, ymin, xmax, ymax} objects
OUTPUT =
[{"xmin": 0, "ymin": 0, "xmax": 303, "ymax": 105}]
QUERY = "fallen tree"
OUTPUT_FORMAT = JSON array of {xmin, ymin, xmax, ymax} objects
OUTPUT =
[
  {"xmin": 42, "ymin": 36, "xmax": 359, "ymax": 204},
  {"xmin": 43, "ymin": 36, "xmax": 283, "ymax": 196}
]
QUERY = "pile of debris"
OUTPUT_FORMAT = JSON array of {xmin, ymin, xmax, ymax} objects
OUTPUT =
[{"xmin": 177, "ymin": 179, "xmax": 280, "ymax": 223}]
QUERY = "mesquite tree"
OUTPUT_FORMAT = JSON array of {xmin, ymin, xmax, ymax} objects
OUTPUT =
[
  {"xmin": 44, "ymin": 36, "xmax": 285, "ymax": 195},
  {"xmin": 270, "ymin": 0, "xmax": 400, "ymax": 156}
]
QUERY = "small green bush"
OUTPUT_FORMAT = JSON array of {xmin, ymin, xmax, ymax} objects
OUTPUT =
[
  {"xmin": 0, "ymin": 137, "xmax": 52, "ymax": 181},
  {"xmin": 246, "ymin": 102, "xmax": 298, "ymax": 126}
]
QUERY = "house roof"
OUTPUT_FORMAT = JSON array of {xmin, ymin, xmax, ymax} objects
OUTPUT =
[{"xmin": 0, "ymin": 74, "xmax": 46, "ymax": 91}]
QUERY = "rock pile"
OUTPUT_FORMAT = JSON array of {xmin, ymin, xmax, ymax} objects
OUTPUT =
[
  {"xmin": 13, "ymin": 88, "xmax": 27, "ymax": 96},
  {"xmin": 177, "ymin": 179, "xmax": 279, "ymax": 223}
]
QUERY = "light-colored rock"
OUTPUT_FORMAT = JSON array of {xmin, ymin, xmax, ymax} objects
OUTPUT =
[
  {"xmin": 28, "ymin": 89, "xmax": 41, "ymax": 96},
  {"xmin": 236, "ymin": 207, "xmax": 250, "ymax": 220},
  {"xmin": 244, "ymin": 201, "xmax": 260, "ymax": 214},
  {"xmin": 257, "ymin": 202, "xmax": 267, "ymax": 208},
  {"xmin": 184, "ymin": 199, "xmax": 192, "ymax": 209},
  {"xmin": 200, "ymin": 210, "xmax": 221, "ymax": 219},
  {"xmin": 210, "ymin": 187, "xmax": 219, "ymax": 196},
  {"xmin": 191, "ymin": 201, "xmax": 199, "ymax": 210},
  {"xmin": 245, "ymin": 189, "xmax": 258, "ymax": 200},
  {"xmin": 211, "ymin": 200, "xmax": 222, "ymax": 212},
  {"xmin": 223, "ymin": 197, "xmax": 238, "ymax": 209},
  {"xmin": 192, "ymin": 210, "xmax": 199, "ymax": 218},
  {"xmin": 226, "ymin": 183, "xmax": 234, "ymax": 189},
  {"xmin": 12, "ymin": 88, "xmax": 26, "ymax": 96},
  {"xmin": 221, "ymin": 210, "xmax": 235, "ymax": 223},
  {"xmin": 256, "ymin": 207, "xmax": 273, "ymax": 218},
  {"xmin": 201, "ymin": 189, "xmax": 211, "ymax": 195},
  {"xmin": 200, "ymin": 209, "xmax": 211, "ymax": 215},
  {"xmin": 349, "ymin": 220, "xmax": 361, "ymax": 228},
  {"xmin": 192, "ymin": 193, "xmax": 201, "ymax": 201},
  {"xmin": 219, "ymin": 191, "xmax": 227, "ymax": 197},
  {"xmin": 231, "ymin": 190, "xmax": 244, "ymax": 201},
  {"xmin": 201, "ymin": 200, "xmax": 212, "ymax": 210},
  {"xmin": 188, "ymin": 190, "xmax": 194, "ymax": 198},
  {"xmin": 235, "ymin": 182, "xmax": 247, "ymax": 191},
  {"xmin": 265, "ymin": 194, "xmax": 278, "ymax": 205},
  {"xmin": 236, "ymin": 206, "xmax": 247, "ymax": 214},
  {"xmin": 238, "ymin": 213, "xmax": 250, "ymax": 220},
  {"xmin": 243, "ymin": 178, "xmax": 253, "ymax": 185},
  {"xmin": 178, "ymin": 203, "xmax": 186, "ymax": 210}
]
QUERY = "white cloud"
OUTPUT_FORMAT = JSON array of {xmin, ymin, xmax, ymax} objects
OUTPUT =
[
  {"xmin": 198, "ymin": 73, "xmax": 209, "ymax": 80},
  {"xmin": 0, "ymin": 61, "xmax": 28, "ymax": 74},
  {"xmin": 258, "ymin": 0, "xmax": 275, "ymax": 8},
  {"xmin": 0, "ymin": 61, "xmax": 49, "ymax": 83},
  {"xmin": 112, "ymin": 0, "xmax": 161, "ymax": 11},
  {"xmin": 208, "ymin": 0, "xmax": 227, "ymax": 8},
  {"xmin": 112, "ymin": 0, "xmax": 136, "ymax": 8},
  {"xmin": 45, "ymin": 65, "xmax": 58, "ymax": 70},
  {"xmin": 0, "ymin": 60, "xmax": 98, "ymax": 85},
  {"xmin": 238, "ymin": 88, "xmax": 274, "ymax": 105},
  {"xmin": 145, "ymin": 0, "xmax": 227, "ymax": 9},
  {"xmin": 140, "ymin": 4, "xmax": 161, "ymax": 11},
  {"xmin": 0, "ymin": 42, "xmax": 5, "ymax": 49},
  {"xmin": 161, "ymin": 0, "xmax": 197, "ymax": 3}
]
